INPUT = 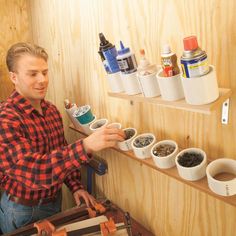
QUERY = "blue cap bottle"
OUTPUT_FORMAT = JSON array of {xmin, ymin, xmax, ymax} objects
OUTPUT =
[{"xmin": 116, "ymin": 41, "xmax": 137, "ymax": 74}]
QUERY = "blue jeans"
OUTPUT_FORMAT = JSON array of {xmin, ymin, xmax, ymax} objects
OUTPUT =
[{"xmin": 0, "ymin": 192, "xmax": 62, "ymax": 234}]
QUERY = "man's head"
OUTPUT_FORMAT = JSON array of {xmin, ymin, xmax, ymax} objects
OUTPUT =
[{"xmin": 6, "ymin": 42, "xmax": 49, "ymax": 104}]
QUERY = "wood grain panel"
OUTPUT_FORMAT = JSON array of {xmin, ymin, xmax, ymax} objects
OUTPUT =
[
  {"xmin": 0, "ymin": 0, "xmax": 32, "ymax": 100},
  {"xmin": 27, "ymin": 0, "xmax": 236, "ymax": 235}
]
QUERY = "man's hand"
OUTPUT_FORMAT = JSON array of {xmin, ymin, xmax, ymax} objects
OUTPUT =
[
  {"xmin": 73, "ymin": 189, "xmax": 96, "ymax": 207},
  {"xmin": 83, "ymin": 126, "xmax": 125, "ymax": 153}
]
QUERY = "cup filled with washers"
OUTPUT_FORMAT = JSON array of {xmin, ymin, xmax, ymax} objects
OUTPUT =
[
  {"xmin": 175, "ymin": 147, "xmax": 207, "ymax": 181},
  {"xmin": 118, "ymin": 127, "xmax": 137, "ymax": 151},
  {"xmin": 131, "ymin": 133, "xmax": 156, "ymax": 159},
  {"xmin": 151, "ymin": 140, "xmax": 179, "ymax": 169}
]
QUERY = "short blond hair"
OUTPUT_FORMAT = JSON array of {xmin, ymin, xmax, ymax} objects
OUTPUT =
[{"xmin": 6, "ymin": 42, "xmax": 48, "ymax": 72}]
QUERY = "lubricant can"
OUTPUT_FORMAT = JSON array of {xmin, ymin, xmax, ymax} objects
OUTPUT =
[
  {"xmin": 181, "ymin": 36, "xmax": 209, "ymax": 78},
  {"xmin": 98, "ymin": 33, "xmax": 120, "ymax": 73},
  {"xmin": 116, "ymin": 41, "xmax": 138, "ymax": 74}
]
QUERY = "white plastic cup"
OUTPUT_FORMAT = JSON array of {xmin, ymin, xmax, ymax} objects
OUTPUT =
[
  {"xmin": 138, "ymin": 72, "xmax": 161, "ymax": 98},
  {"xmin": 121, "ymin": 72, "xmax": 141, "ymax": 95},
  {"xmin": 206, "ymin": 158, "xmax": 236, "ymax": 196},
  {"xmin": 181, "ymin": 65, "xmax": 219, "ymax": 105},
  {"xmin": 89, "ymin": 118, "xmax": 108, "ymax": 133},
  {"xmin": 118, "ymin": 128, "xmax": 137, "ymax": 151},
  {"xmin": 151, "ymin": 140, "xmax": 178, "ymax": 169},
  {"xmin": 131, "ymin": 133, "xmax": 156, "ymax": 159},
  {"xmin": 107, "ymin": 122, "xmax": 122, "ymax": 129},
  {"xmin": 175, "ymin": 148, "xmax": 207, "ymax": 181},
  {"xmin": 107, "ymin": 72, "xmax": 124, "ymax": 93},
  {"xmin": 157, "ymin": 70, "xmax": 185, "ymax": 101}
]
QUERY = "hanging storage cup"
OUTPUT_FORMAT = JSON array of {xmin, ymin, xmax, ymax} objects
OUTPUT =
[{"xmin": 181, "ymin": 65, "xmax": 219, "ymax": 105}]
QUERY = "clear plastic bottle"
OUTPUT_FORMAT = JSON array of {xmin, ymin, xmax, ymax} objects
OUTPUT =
[
  {"xmin": 138, "ymin": 49, "xmax": 157, "ymax": 76},
  {"xmin": 161, "ymin": 44, "xmax": 180, "ymax": 77}
]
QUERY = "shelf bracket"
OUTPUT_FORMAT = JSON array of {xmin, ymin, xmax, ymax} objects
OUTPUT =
[{"xmin": 221, "ymin": 98, "xmax": 230, "ymax": 124}]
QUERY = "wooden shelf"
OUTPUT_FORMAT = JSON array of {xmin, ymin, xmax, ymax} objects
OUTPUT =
[
  {"xmin": 70, "ymin": 124, "xmax": 236, "ymax": 208},
  {"xmin": 108, "ymin": 88, "xmax": 232, "ymax": 115}
]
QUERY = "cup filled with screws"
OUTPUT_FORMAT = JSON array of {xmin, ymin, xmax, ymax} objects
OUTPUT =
[
  {"xmin": 118, "ymin": 128, "xmax": 137, "ymax": 151},
  {"xmin": 175, "ymin": 148, "xmax": 207, "ymax": 181},
  {"xmin": 151, "ymin": 140, "xmax": 178, "ymax": 169},
  {"xmin": 89, "ymin": 118, "xmax": 108, "ymax": 133},
  {"xmin": 131, "ymin": 133, "xmax": 156, "ymax": 159}
]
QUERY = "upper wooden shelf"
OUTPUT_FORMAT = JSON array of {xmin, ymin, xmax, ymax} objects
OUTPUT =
[
  {"xmin": 69, "ymin": 124, "xmax": 236, "ymax": 208},
  {"xmin": 108, "ymin": 88, "xmax": 232, "ymax": 115}
]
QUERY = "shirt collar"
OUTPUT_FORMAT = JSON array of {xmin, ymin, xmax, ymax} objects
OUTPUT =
[{"xmin": 10, "ymin": 90, "xmax": 48, "ymax": 115}]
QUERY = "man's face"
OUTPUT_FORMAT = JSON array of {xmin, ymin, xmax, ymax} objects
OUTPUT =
[{"xmin": 11, "ymin": 54, "xmax": 49, "ymax": 102}]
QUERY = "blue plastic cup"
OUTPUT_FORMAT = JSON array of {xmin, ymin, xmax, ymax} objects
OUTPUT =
[{"xmin": 73, "ymin": 105, "xmax": 94, "ymax": 125}]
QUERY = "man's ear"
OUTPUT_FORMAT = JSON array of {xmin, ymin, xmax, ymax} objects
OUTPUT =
[{"xmin": 9, "ymin": 72, "xmax": 17, "ymax": 85}]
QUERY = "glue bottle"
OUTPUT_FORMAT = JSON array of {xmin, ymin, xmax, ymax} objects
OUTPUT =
[
  {"xmin": 138, "ymin": 49, "xmax": 157, "ymax": 76},
  {"xmin": 161, "ymin": 44, "xmax": 180, "ymax": 77},
  {"xmin": 116, "ymin": 41, "xmax": 137, "ymax": 74},
  {"xmin": 98, "ymin": 33, "xmax": 120, "ymax": 73}
]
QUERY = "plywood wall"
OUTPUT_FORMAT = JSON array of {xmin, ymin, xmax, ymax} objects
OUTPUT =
[
  {"xmin": 0, "ymin": 0, "xmax": 32, "ymax": 100},
  {"xmin": 1, "ymin": 0, "xmax": 235, "ymax": 235}
]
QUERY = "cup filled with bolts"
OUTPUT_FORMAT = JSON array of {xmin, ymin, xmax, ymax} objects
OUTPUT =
[
  {"xmin": 89, "ymin": 118, "xmax": 108, "ymax": 133},
  {"xmin": 175, "ymin": 148, "xmax": 207, "ymax": 181},
  {"xmin": 118, "ymin": 128, "xmax": 137, "ymax": 151},
  {"xmin": 131, "ymin": 133, "xmax": 156, "ymax": 159},
  {"xmin": 151, "ymin": 140, "xmax": 178, "ymax": 169}
]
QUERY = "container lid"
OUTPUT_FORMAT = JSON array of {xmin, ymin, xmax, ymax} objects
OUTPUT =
[
  {"xmin": 99, "ymin": 33, "xmax": 113, "ymax": 51},
  {"xmin": 183, "ymin": 36, "xmax": 198, "ymax": 51},
  {"xmin": 118, "ymin": 41, "xmax": 130, "ymax": 55},
  {"xmin": 161, "ymin": 44, "xmax": 171, "ymax": 54}
]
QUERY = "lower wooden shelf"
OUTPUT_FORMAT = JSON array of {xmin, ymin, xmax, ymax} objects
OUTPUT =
[{"xmin": 69, "ymin": 125, "xmax": 236, "ymax": 207}]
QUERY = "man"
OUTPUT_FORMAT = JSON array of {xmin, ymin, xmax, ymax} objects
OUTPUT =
[{"xmin": 0, "ymin": 42, "xmax": 125, "ymax": 233}]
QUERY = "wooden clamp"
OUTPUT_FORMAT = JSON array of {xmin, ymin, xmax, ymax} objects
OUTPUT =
[
  {"xmin": 87, "ymin": 202, "xmax": 107, "ymax": 218},
  {"xmin": 34, "ymin": 220, "xmax": 67, "ymax": 236},
  {"xmin": 100, "ymin": 218, "xmax": 117, "ymax": 236},
  {"xmin": 94, "ymin": 202, "xmax": 106, "ymax": 214}
]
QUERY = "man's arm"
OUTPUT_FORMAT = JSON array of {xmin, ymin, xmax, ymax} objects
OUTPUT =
[{"xmin": 0, "ymin": 120, "xmax": 88, "ymax": 190}]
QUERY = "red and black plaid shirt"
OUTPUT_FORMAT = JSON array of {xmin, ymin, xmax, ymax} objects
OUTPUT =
[{"xmin": 0, "ymin": 90, "xmax": 88, "ymax": 200}]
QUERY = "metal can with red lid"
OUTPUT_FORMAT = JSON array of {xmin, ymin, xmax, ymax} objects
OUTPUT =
[{"xmin": 181, "ymin": 36, "xmax": 209, "ymax": 78}]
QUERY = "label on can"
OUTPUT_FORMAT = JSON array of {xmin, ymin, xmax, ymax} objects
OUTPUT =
[
  {"xmin": 103, "ymin": 47, "xmax": 120, "ymax": 73},
  {"xmin": 181, "ymin": 54, "xmax": 209, "ymax": 78},
  {"xmin": 117, "ymin": 54, "xmax": 137, "ymax": 74}
]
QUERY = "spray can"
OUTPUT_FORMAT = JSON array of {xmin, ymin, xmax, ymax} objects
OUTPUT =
[
  {"xmin": 116, "ymin": 41, "xmax": 138, "ymax": 74},
  {"xmin": 181, "ymin": 36, "xmax": 209, "ymax": 78},
  {"xmin": 161, "ymin": 44, "xmax": 180, "ymax": 77},
  {"xmin": 138, "ymin": 49, "xmax": 157, "ymax": 76},
  {"xmin": 98, "ymin": 33, "xmax": 120, "ymax": 73}
]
